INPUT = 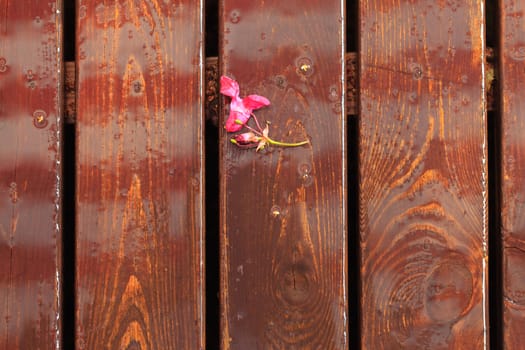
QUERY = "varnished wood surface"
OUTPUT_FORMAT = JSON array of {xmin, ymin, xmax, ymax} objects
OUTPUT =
[
  {"xmin": 359, "ymin": 0, "xmax": 488, "ymax": 348},
  {"xmin": 75, "ymin": 0, "xmax": 205, "ymax": 348},
  {"xmin": 500, "ymin": 1, "xmax": 525, "ymax": 348},
  {"xmin": 219, "ymin": 1, "xmax": 347, "ymax": 348},
  {"xmin": 0, "ymin": 0, "xmax": 63, "ymax": 348}
]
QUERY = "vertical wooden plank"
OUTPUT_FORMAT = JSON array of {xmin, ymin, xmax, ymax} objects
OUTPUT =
[
  {"xmin": 500, "ymin": 1, "xmax": 525, "ymax": 348},
  {"xmin": 359, "ymin": 0, "xmax": 488, "ymax": 348},
  {"xmin": 220, "ymin": 1, "xmax": 347, "ymax": 348},
  {"xmin": 75, "ymin": 0, "xmax": 204, "ymax": 348},
  {"xmin": 0, "ymin": 1, "xmax": 63, "ymax": 348}
]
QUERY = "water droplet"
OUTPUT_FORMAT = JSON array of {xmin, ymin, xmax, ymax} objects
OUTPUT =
[
  {"xmin": 26, "ymin": 69, "xmax": 34, "ymax": 80},
  {"xmin": 78, "ymin": 5, "xmax": 87, "ymax": 19},
  {"xmin": 408, "ymin": 92, "xmax": 418, "ymax": 104},
  {"xmin": 33, "ymin": 110, "xmax": 48, "ymax": 128},
  {"xmin": 391, "ymin": 88, "xmax": 399, "ymax": 98},
  {"xmin": 0, "ymin": 57, "xmax": 7, "ymax": 73},
  {"xmin": 298, "ymin": 163, "xmax": 314, "ymax": 187},
  {"xmin": 132, "ymin": 81, "xmax": 143, "ymax": 94},
  {"xmin": 33, "ymin": 16, "xmax": 42, "ymax": 26},
  {"xmin": 274, "ymin": 75, "xmax": 287, "ymax": 89},
  {"xmin": 297, "ymin": 163, "xmax": 312, "ymax": 175},
  {"xmin": 271, "ymin": 205, "xmax": 282, "ymax": 218},
  {"xmin": 168, "ymin": 168, "xmax": 176, "ymax": 176},
  {"xmin": 229, "ymin": 9, "xmax": 241, "ymax": 24},
  {"xmin": 301, "ymin": 173, "xmax": 314, "ymax": 187},
  {"xmin": 328, "ymin": 85, "xmax": 339, "ymax": 101},
  {"xmin": 509, "ymin": 46, "xmax": 525, "ymax": 61},
  {"xmin": 461, "ymin": 96, "xmax": 470, "ymax": 106},
  {"xmin": 191, "ymin": 177, "xmax": 199, "ymax": 189},
  {"xmin": 460, "ymin": 75, "xmax": 469, "ymax": 84},
  {"xmin": 9, "ymin": 182, "xmax": 18, "ymax": 203},
  {"xmin": 332, "ymin": 102, "xmax": 343, "ymax": 114},
  {"xmin": 450, "ymin": 46, "xmax": 457, "ymax": 57},
  {"xmin": 296, "ymin": 57, "xmax": 314, "ymax": 77},
  {"xmin": 411, "ymin": 64, "xmax": 423, "ymax": 80}
]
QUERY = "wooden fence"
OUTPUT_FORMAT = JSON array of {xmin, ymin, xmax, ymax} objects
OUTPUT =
[{"xmin": 0, "ymin": 0, "xmax": 523, "ymax": 348}]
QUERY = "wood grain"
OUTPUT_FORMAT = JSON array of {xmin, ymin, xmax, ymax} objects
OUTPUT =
[
  {"xmin": 0, "ymin": 0, "xmax": 63, "ymax": 348},
  {"xmin": 219, "ymin": 1, "xmax": 347, "ymax": 348},
  {"xmin": 75, "ymin": 0, "xmax": 205, "ymax": 348},
  {"xmin": 500, "ymin": 0, "xmax": 525, "ymax": 348},
  {"xmin": 359, "ymin": 0, "xmax": 488, "ymax": 348}
]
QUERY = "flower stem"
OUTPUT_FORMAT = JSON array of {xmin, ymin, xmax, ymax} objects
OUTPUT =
[
  {"xmin": 251, "ymin": 112, "xmax": 264, "ymax": 132},
  {"xmin": 266, "ymin": 137, "xmax": 310, "ymax": 147},
  {"xmin": 242, "ymin": 123, "xmax": 264, "ymax": 136},
  {"xmin": 238, "ymin": 113, "xmax": 309, "ymax": 148}
]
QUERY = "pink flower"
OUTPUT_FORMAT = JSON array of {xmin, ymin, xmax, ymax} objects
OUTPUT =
[
  {"xmin": 220, "ymin": 75, "xmax": 270, "ymax": 132},
  {"xmin": 230, "ymin": 132, "xmax": 262, "ymax": 148}
]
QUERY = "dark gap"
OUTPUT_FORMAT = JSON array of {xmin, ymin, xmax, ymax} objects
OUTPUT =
[
  {"xmin": 206, "ymin": 0, "xmax": 219, "ymax": 57},
  {"xmin": 61, "ymin": 0, "xmax": 76, "ymax": 348},
  {"xmin": 487, "ymin": 0, "xmax": 503, "ymax": 347},
  {"xmin": 346, "ymin": 0, "xmax": 361, "ymax": 348},
  {"xmin": 63, "ymin": 0, "xmax": 75, "ymax": 62},
  {"xmin": 205, "ymin": 0, "xmax": 220, "ymax": 349}
]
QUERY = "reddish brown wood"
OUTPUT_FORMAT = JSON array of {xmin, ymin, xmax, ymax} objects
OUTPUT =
[
  {"xmin": 75, "ymin": 1, "xmax": 205, "ymax": 348},
  {"xmin": 359, "ymin": 0, "xmax": 488, "ymax": 348},
  {"xmin": 0, "ymin": 0, "xmax": 63, "ymax": 348},
  {"xmin": 500, "ymin": 1, "xmax": 525, "ymax": 348},
  {"xmin": 219, "ymin": 1, "xmax": 347, "ymax": 348}
]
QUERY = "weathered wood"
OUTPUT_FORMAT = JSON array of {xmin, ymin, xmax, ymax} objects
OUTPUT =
[
  {"xmin": 500, "ymin": 1, "xmax": 525, "ymax": 348},
  {"xmin": 75, "ymin": 1, "xmax": 205, "ymax": 348},
  {"xmin": 0, "ymin": 0, "xmax": 63, "ymax": 348},
  {"xmin": 219, "ymin": 1, "xmax": 347, "ymax": 348},
  {"xmin": 65, "ymin": 50, "xmax": 494, "ymax": 126},
  {"xmin": 359, "ymin": 0, "xmax": 488, "ymax": 348}
]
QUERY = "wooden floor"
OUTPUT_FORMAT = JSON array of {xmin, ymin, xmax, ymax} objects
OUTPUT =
[{"xmin": 0, "ymin": 0, "xmax": 522, "ymax": 349}]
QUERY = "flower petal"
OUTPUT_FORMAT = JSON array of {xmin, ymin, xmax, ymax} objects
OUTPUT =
[
  {"xmin": 243, "ymin": 94, "xmax": 270, "ymax": 110},
  {"xmin": 220, "ymin": 75, "xmax": 239, "ymax": 97},
  {"xmin": 225, "ymin": 96, "xmax": 251, "ymax": 132},
  {"xmin": 231, "ymin": 132, "xmax": 261, "ymax": 146},
  {"xmin": 225, "ymin": 111, "xmax": 249, "ymax": 132},
  {"xmin": 256, "ymin": 139, "xmax": 267, "ymax": 152}
]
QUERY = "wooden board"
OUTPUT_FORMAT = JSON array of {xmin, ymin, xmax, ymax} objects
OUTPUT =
[
  {"xmin": 0, "ymin": 0, "xmax": 63, "ymax": 348},
  {"xmin": 219, "ymin": 1, "xmax": 347, "ymax": 348},
  {"xmin": 75, "ymin": 1, "xmax": 205, "ymax": 348},
  {"xmin": 500, "ymin": 1, "xmax": 525, "ymax": 348},
  {"xmin": 359, "ymin": 0, "xmax": 488, "ymax": 348}
]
